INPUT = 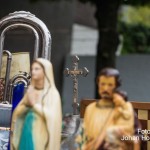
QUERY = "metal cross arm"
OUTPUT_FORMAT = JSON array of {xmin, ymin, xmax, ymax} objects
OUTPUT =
[{"xmin": 64, "ymin": 68, "xmax": 89, "ymax": 77}]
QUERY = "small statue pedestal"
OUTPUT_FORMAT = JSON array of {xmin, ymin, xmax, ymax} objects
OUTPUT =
[
  {"xmin": 61, "ymin": 114, "xmax": 81, "ymax": 150},
  {"xmin": 62, "ymin": 114, "xmax": 80, "ymax": 139}
]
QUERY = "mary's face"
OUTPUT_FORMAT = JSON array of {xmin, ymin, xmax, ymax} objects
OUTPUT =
[{"xmin": 31, "ymin": 62, "xmax": 45, "ymax": 81}]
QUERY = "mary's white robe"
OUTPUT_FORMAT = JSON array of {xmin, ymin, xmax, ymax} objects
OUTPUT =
[{"xmin": 11, "ymin": 58, "xmax": 62, "ymax": 150}]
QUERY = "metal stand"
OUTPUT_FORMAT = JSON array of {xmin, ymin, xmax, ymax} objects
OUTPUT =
[{"xmin": 62, "ymin": 55, "xmax": 89, "ymax": 138}]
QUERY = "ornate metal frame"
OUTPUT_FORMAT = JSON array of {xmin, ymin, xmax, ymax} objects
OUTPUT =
[{"xmin": 0, "ymin": 11, "xmax": 52, "ymax": 103}]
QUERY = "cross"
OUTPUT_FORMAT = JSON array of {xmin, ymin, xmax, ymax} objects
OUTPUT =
[{"xmin": 64, "ymin": 55, "xmax": 89, "ymax": 115}]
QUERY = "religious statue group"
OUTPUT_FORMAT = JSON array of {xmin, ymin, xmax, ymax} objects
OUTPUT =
[
  {"xmin": 10, "ymin": 58, "xmax": 141, "ymax": 150},
  {"xmin": 0, "ymin": 10, "xmax": 143, "ymax": 150}
]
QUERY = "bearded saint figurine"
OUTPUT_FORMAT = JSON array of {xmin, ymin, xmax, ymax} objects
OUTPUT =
[
  {"xmin": 10, "ymin": 58, "xmax": 62, "ymax": 150},
  {"xmin": 76, "ymin": 68, "xmax": 140, "ymax": 150}
]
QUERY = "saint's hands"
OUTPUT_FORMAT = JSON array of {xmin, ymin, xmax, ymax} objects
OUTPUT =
[
  {"xmin": 113, "ymin": 93, "xmax": 127, "ymax": 118},
  {"xmin": 26, "ymin": 85, "xmax": 38, "ymax": 107},
  {"xmin": 113, "ymin": 93, "xmax": 126, "ymax": 107}
]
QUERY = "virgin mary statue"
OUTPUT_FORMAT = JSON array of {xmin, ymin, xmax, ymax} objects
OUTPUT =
[{"xmin": 10, "ymin": 58, "xmax": 62, "ymax": 150}]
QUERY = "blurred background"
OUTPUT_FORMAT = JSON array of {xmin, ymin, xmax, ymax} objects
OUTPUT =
[{"xmin": 0, "ymin": 0, "xmax": 150, "ymax": 114}]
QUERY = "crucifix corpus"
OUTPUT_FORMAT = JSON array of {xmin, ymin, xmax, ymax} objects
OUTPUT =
[{"xmin": 64, "ymin": 55, "xmax": 89, "ymax": 115}]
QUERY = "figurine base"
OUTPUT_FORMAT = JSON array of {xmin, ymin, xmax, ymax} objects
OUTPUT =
[{"xmin": 62, "ymin": 114, "xmax": 80, "ymax": 139}]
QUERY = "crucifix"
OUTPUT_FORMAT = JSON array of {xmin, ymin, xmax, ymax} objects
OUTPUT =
[{"xmin": 64, "ymin": 55, "xmax": 89, "ymax": 115}]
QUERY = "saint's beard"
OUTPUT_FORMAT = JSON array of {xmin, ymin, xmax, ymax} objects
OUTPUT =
[{"xmin": 100, "ymin": 93, "xmax": 113, "ymax": 100}]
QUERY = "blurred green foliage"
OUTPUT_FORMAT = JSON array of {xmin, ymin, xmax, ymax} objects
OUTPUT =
[
  {"xmin": 119, "ymin": 6, "xmax": 150, "ymax": 27},
  {"xmin": 29, "ymin": 0, "xmax": 150, "ymax": 55},
  {"xmin": 78, "ymin": 0, "xmax": 150, "ymax": 5},
  {"xmin": 30, "ymin": 0, "xmax": 149, "ymax": 5},
  {"xmin": 119, "ymin": 23, "xmax": 150, "ymax": 54},
  {"xmin": 119, "ymin": 6, "xmax": 150, "ymax": 54},
  {"xmin": 29, "ymin": 0, "xmax": 69, "ymax": 2}
]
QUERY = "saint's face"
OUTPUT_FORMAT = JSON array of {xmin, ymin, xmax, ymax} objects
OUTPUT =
[
  {"xmin": 31, "ymin": 62, "xmax": 45, "ymax": 81},
  {"xmin": 98, "ymin": 75, "xmax": 116, "ymax": 100}
]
